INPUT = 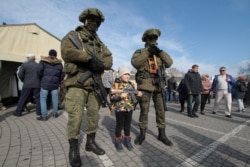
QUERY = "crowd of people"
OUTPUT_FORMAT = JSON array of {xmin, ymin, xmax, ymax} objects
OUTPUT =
[
  {"xmin": 12, "ymin": 49, "xmax": 64, "ymax": 121},
  {"xmin": 166, "ymin": 66, "xmax": 248, "ymax": 118},
  {"xmin": 3, "ymin": 7, "xmax": 248, "ymax": 167}
]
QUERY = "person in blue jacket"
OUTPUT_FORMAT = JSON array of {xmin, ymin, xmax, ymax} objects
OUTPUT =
[
  {"xmin": 37, "ymin": 49, "xmax": 64, "ymax": 121},
  {"xmin": 210, "ymin": 67, "xmax": 235, "ymax": 118}
]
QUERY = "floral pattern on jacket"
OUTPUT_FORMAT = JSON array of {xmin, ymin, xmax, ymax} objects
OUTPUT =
[{"xmin": 110, "ymin": 80, "xmax": 135, "ymax": 112}]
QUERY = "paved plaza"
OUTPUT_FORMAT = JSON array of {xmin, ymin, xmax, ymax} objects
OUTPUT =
[{"xmin": 0, "ymin": 99, "xmax": 250, "ymax": 167}]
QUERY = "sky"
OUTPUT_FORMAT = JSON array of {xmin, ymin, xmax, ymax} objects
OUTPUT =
[{"xmin": 0, "ymin": 0, "xmax": 250, "ymax": 77}]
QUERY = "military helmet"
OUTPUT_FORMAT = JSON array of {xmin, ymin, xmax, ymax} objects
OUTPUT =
[
  {"xmin": 142, "ymin": 28, "xmax": 161, "ymax": 42},
  {"xmin": 79, "ymin": 8, "xmax": 105, "ymax": 23}
]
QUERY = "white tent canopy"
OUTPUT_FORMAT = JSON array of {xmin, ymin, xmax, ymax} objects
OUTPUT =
[
  {"xmin": 0, "ymin": 23, "xmax": 62, "ymax": 62},
  {"xmin": 0, "ymin": 23, "xmax": 63, "ymax": 100}
]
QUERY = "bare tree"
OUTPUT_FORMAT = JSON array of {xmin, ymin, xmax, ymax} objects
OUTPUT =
[
  {"xmin": 238, "ymin": 59, "xmax": 250, "ymax": 79},
  {"xmin": 166, "ymin": 67, "xmax": 185, "ymax": 77}
]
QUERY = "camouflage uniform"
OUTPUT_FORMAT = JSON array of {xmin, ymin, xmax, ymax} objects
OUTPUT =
[
  {"xmin": 131, "ymin": 28, "xmax": 173, "ymax": 146},
  {"xmin": 61, "ymin": 28, "xmax": 112, "ymax": 137},
  {"xmin": 61, "ymin": 8, "xmax": 112, "ymax": 166}
]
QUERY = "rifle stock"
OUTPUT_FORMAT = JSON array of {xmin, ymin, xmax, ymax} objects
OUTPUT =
[
  {"xmin": 92, "ymin": 74, "xmax": 111, "ymax": 109},
  {"xmin": 157, "ymin": 60, "xmax": 168, "ymax": 111},
  {"xmin": 69, "ymin": 34, "xmax": 83, "ymax": 50},
  {"xmin": 77, "ymin": 70, "xmax": 93, "ymax": 84}
]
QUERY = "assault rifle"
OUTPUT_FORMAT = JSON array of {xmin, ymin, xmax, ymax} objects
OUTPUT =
[
  {"xmin": 157, "ymin": 61, "xmax": 168, "ymax": 111},
  {"xmin": 111, "ymin": 89, "xmax": 139, "ymax": 105},
  {"xmin": 68, "ymin": 33, "xmax": 111, "ymax": 111}
]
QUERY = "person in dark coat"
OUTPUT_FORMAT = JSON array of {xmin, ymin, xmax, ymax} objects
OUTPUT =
[
  {"xmin": 177, "ymin": 79, "xmax": 186, "ymax": 112},
  {"xmin": 36, "ymin": 49, "xmax": 64, "ymax": 120},
  {"xmin": 184, "ymin": 65, "xmax": 203, "ymax": 118},
  {"xmin": 234, "ymin": 76, "xmax": 248, "ymax": 112},
  {"xmin": 13, "ymin": 54, "xmax": 41, "ymax": 117}
]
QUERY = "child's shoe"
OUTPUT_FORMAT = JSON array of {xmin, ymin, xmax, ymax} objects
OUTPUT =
[
  {"xmin": 115, "ymin": 136, "xmax": 123, "ymax": 152},
  {"xmin": 124, "ymin": 136, "xmax": 134, "ymax": 151}
]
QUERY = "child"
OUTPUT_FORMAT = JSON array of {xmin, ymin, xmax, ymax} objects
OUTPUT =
[{"xmin": 110, "ymin": 66, "xmax": 142, "ymax": 151}]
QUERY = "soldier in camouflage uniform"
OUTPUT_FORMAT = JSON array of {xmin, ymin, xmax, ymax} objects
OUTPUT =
[
  {"xmin": 131, "ymin": 28, "xmax": 173, "ymax": 146},
  {"xmin": 61, "ymin": 8, "xmax": 112, "ymax": 167}
]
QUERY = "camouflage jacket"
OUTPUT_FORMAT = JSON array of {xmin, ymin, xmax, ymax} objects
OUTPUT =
[
  {"xmin": 131, "ymin": 47, "xmax": 173, "ymax": 92},
  {"xmin": 61, "ymin": 26, "xmax": 113, "ymax": 89},
  {"xmin": 110, "ymin": 80, "xmax": 135, "ymax": 112}
]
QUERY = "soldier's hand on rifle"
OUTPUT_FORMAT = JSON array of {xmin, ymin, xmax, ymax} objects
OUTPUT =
[
  {"xmin": 148, "ymin": 46, "xmax": 162, "ymax": 55},
  {"xmin": 88, "ymin": 56, "xmax": 104, "ymax": 73}
]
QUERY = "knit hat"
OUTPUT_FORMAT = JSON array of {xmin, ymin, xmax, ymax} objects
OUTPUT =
[
  {"xmin": 118, "ymin": 66, "xmax": 131, "ymax": 77},
  {"xmin": 26, "ymin": 53, "xmax": 35, "ymax": 59},
  {"xmin": 48, "ymin": 49, "xmax": 57, "ymax": 57}
]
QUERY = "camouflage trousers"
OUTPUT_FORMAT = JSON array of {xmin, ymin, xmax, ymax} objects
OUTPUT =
[
  {"xmin": 138, "ymin": 91, "xmax": 166, "ymax": 129},
  {"xmin": 65, "ymin": 87, "xmax": 100, "ymax": 139}
]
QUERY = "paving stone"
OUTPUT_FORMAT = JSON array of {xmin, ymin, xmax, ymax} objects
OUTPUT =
[{"xmin": 0, "ymin": 100, "xmax": 250, "ymax": 167}]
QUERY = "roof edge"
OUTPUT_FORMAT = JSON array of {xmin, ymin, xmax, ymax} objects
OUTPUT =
[{"xmin": 0, "ymin": 23, "xmax": 61, "ymax": 41}]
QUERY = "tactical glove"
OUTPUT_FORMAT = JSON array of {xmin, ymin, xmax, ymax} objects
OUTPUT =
[
  {"xmin": 147, "ymin": 46, "xmax": 162, "ymax": 55},
  {"xmin": 88, "ymin": 56, "xmax": 104, "ymax": 73}
]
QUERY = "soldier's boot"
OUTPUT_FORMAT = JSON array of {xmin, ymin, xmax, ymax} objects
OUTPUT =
[
  {"xmin": 68, "ymin": 139, "xmax": 81, "ymax": 167},
  {"xmin": 85, "ymin": 133, "xmax": 105, "ymax": 155},
  {"xmin": 114, "ymin": 136, "xmax": 123, "ymax": 152},
  {"xmin": 158, "ymin": 128, "xmax": 173, "ymax": 146},
  {"xmin": 134, "ymin": 128, "xmax": 146, "ymax": 145},
  {"xmin": 124, "ymin": 136, "xmax": 134, "ymax": 151}
]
